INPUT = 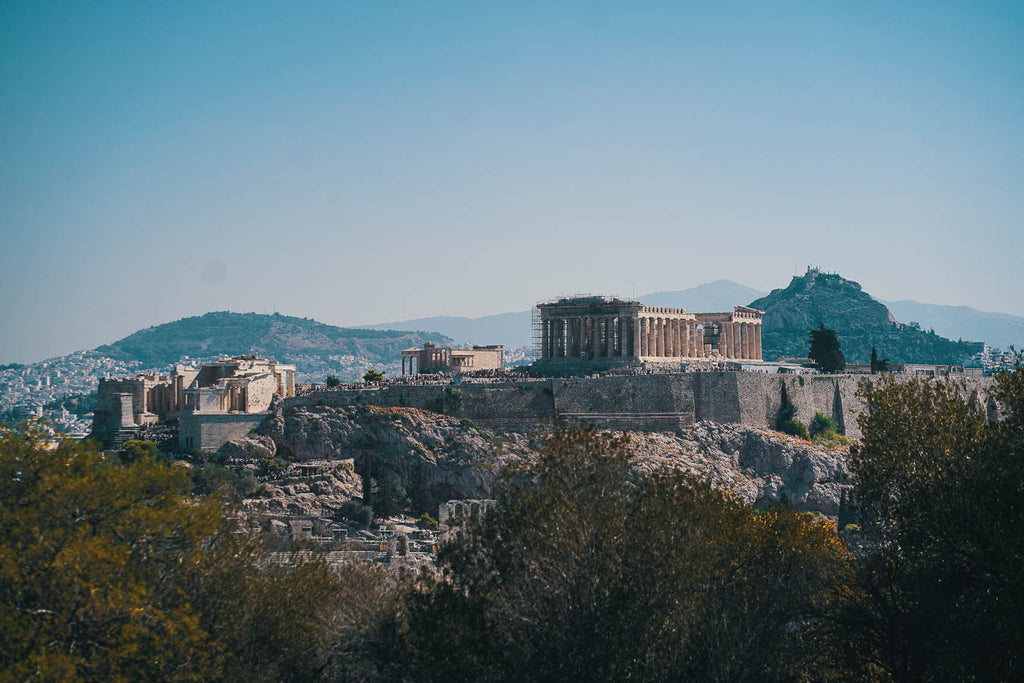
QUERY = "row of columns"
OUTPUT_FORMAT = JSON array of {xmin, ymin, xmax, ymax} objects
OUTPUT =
[
  {"xmin": 541, "ymin": 316, "xmax": 762, "ymax": 361},
  {"xmin": 543, "ymin": 315, "xmax": 634, "ymax": 359},
  {"xmin": 717, "ymin": 321, "xmax": 762, "ymax": 361}
]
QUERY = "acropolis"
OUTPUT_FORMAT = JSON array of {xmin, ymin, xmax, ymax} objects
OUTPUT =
[{"xmin": 535, "ymin": 296, "xmax": 763, "ymax": 366}]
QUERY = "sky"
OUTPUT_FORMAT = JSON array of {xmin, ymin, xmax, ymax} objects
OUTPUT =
[{"xmin": 2, "ymin": 1, "xmax": 1022, "ymax": 363}]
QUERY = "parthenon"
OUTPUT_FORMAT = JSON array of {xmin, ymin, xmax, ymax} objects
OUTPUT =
[{"xmin": 536, "ymin": 296, "xmax": 763, "ymax": 364}]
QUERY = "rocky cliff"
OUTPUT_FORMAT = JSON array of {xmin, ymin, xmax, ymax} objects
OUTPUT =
[{"xmin": 223, "ymin": 404, "xmax": 853, "ymax": 518}]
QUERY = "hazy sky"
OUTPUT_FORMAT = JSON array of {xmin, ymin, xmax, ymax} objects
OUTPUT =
[{"xmin": 2, "ymin": 1, "xmax": 1022, "ymax": 363}]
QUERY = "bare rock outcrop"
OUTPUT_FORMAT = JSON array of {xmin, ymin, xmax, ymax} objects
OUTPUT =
[
  {"xmin": 244, "ymin": 460, "xmax": 362, "ymax": 517},
  {"xmin": 226, "ymin": 403, "xmax": 536, "ymax": 514},
  {"xmin": 627, "ymin": 421, "xmax": 852, "ymax": 515},
  {"xmin": 221, "ymin": 405, "xmax": 852, "ymax": 517}
]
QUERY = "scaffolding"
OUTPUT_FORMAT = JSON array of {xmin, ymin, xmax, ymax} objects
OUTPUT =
[
  {"xmin": 531, "ymin": 305, "xmax": 542, "ymax": 362},
  {"xmin": 532, "ymin": 293, "xmax": 629, "ymax": 363}
]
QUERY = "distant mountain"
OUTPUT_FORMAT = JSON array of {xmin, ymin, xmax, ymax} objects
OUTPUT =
[
  {"xmin": 361, "ymin": 311, "xmax": 533, "ymax": 348},
  {"xmin": 640, "ymin": 280, "xmax": 767, "ymax": 311},
  {"xmin": 883, "ymin": 300, "xmax": 1024, "ymax": 351},
  {"xmin": 95, "ymin": 311, "xmax": 451, "ymax": 369},
  {"xmin": 364, "ymin": 281, "xmax": 766, "ymax": 347},
  {"xmin": 749, "ymin": 270, "xmax": 983, "ymax": 364}
]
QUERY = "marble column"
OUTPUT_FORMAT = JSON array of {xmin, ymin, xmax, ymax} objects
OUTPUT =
[
  {"xmin": 755, "ymin": 325, "xmax": 762, "ymax": 360},
  {"xmin": 629, "ymin": 316, "xmax": 636, "ymax": 357}
]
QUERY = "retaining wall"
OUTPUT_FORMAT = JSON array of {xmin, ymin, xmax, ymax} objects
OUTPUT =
[{"xmin": 288, "ymin": 373, "xmax": 994, "ymax": 438}]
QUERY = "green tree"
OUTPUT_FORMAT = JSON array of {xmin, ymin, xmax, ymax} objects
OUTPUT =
[
  {"xmin": 809, "ymin": 323, "xmax": 845, "ymax": 373},
  {"xmin": 363, "ymin": 369, "xmax": 386, "ymax": 383},
  {"xmin": 0, "ymin": 423, "xmax": 222, "ymax": 679},
  {"xmin": 869, "ymin": 347, "xmax": 889, "ymax": 374},
  {"xmin": 775, "ymin": 383, "xmax": 810, "ymax": 439},
  {"xmin": 0, "ymin": 422, "xmax": 401, "ymax": 681},
  {"xmin": 846, "ymin": 363, "xmax": 1024, "ymax": 679},
  {"xmin": 325, "ymin": 374, "xmax": 341, "ymax": 387},
  {"xmin": 119, "ymin": 438, "xmax": 171, "ymax": 465},
  {"xmin": 398, "ymin": 426, "xmax": 856, "ymax": 681}
]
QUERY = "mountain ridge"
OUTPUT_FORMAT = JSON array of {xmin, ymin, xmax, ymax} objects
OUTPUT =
[{"xmin": 95, "ymin": 311, "xmax": 451, "ymax": 369}]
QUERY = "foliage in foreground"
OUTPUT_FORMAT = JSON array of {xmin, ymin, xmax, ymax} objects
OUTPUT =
[
  {"xmin": 0, "ymin": 423, "xmax": 395, "ymax": 682},
  {"xmin": 847, "ymin": 361, "xmax": 1024, "ymax": 680},
  {"xmin": 395, "ymin": 427, "xmax": 857, "ymax": 682},
  {"xmin": 6, "ymin": 355, "xmax": 1024, "ymax": 681}
]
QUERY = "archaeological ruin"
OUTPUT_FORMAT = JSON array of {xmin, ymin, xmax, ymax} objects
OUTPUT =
[
  {"xmin": 91, "ymin": 354, "xmax": 296, "ymax": 451},
  {"xmin": 535, "ymin": 296, "xmax": 763, "ymax": 367},
  {"xmin": 402, "ymin": 343, "xmax": 505, "ymax": 375}
]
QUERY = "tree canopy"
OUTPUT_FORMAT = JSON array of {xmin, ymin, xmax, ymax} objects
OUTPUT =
[
  {"xmin": 847, "ymin": 360, "xmax": 1024, "ymax": 679},
  {"xmin": 0, "ymin": 422, "xmax": 396, "ymax": 681},
  {"xmin": 809, "ymin": 323, "xmax": 846, "ymax": 373},
  {"xmin": 396, "ymin": 427, "xmax": 855, "ymax": 681}
]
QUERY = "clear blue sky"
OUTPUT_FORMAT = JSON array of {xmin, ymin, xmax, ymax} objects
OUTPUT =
[{"xmin": 2, "ymin": 1, "xmax": 1022, "ymax": 363}]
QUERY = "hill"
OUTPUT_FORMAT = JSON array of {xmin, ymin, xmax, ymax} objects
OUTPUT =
[
  {"xmin": 748, "ymin": 270, "xmax": 983, "ymax": 364},
  {"xmin": 95, "ymin": 311, "xmax": 451, "ymax": 370},
  {"xmin": 883, "ymin": 299, "xmax": 1024, "ymax": 351},
  {"xmin": 361, "ymin": 310, "xmax": 533, "ymax": 348},
  {"xmin": 641, "ymin": 280, "xmax": 767, "ymax": 311}
]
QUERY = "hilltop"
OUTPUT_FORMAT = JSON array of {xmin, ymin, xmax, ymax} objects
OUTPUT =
[
  {"xmin": 749, "ymin": 270, "xmax": 983, "ymax": 364},
  {"xmin": 95, "ymin": 311, "xmax": 451, "ymax": 370},
  {"xmin": 0, "ymin": 313, "xmax": 452, "ymax": 425}
]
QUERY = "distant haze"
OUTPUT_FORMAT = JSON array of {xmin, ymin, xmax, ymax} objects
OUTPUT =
[{"xmin": 2, "ymin": 3, "xmax": 1022, "ymax": 362}]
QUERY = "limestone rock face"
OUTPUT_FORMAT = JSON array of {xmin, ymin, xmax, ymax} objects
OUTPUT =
[
  {"xmin": 226, "ymin": 403, "xmax": 535, "ymax": 515},
  {"xmin": 219, "ymin": 433, "xmax": 277, "ymax": 460},
  {"xmin": 626, "ymin": 422, "xmax": 852, "ymax": 515},
  {"xmin": 221, "ymin": 405, "xmax": 851, "ymax": 517},
  {"xmin": 245, "ymin": 460, "xmax": 363, "ymax": 517}
]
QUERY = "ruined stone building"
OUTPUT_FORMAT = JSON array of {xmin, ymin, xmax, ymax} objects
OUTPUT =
[
  {"xmin": 91, "ymin": 354, "xmax": 296, "ymax": 451},
  {"xmin": 534, "ymin": 296, "xmax": 763, "ymax": 367},
  {"xmin": 401, "ymin": 343, "xmax": 504, "ymax": 375}
]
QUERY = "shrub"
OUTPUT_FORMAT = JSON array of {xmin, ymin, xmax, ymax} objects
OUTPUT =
[
  {"xmin": 809, "ymin": 412, "xmax": 837, "ymax": 438},
  {"xmin": 417, "ymin": 513, "xmax": 439, "ymax": 531},
  {"xmin": 338, "ymin": 501, "xmax": 374, "ymax": 528},
  {"xmin": 778, "ymin": 418, "xmax": 810, "ymax": 440}
]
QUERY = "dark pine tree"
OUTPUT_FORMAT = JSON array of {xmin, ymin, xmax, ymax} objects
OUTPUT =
[{"xmin": 809, "ymin": 324, "xmax": 845, "ymax": 373}]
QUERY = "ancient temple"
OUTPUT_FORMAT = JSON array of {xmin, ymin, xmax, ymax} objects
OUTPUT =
[{"xmin": 535, "ymin": 296, "xmax": 763, "ymax": 364}]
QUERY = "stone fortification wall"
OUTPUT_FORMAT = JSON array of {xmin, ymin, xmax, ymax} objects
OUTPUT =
[
  {"xmin": 290, "ymin": 373, "xmax": 994, "ymax": 438},
  {"xmin": 551, "ymin": 375, "xmax": 695, "ymax": 432},
  {"xmin": 179, "ymin": 413, "xmax": 265, "ymax": 452}
]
